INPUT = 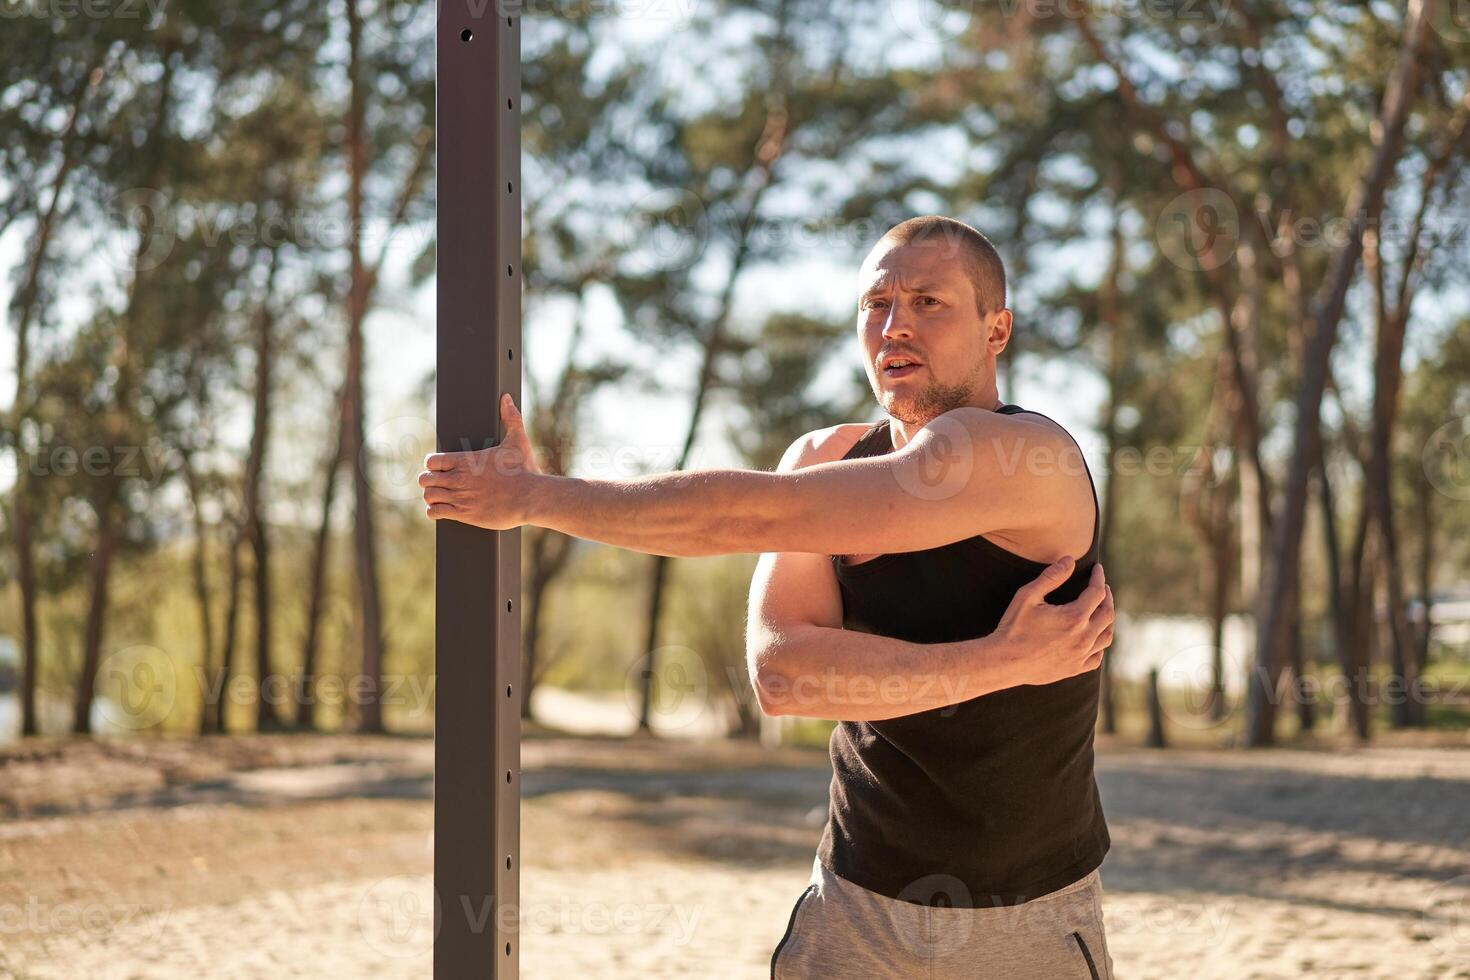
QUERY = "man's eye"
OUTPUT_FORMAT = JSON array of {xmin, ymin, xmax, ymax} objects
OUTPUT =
[
  {"xmin": 865, "ymin": 300, "xmax": 888, "ymax": 311},
  {"xmin": 918, "ymin": 296, "xmax": 940, "ymax": 306}
]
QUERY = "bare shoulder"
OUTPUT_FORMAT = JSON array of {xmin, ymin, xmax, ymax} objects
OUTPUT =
[
  {"xmin": 939, "ymin": 406, "xmax": 1096, "ymax": 555},
  {"xmin": 777, "ymin": 422, "xmax": 875, "ymax": 472},
  {"xmin": 934, "ymin": 404, "xmax": 1071, "ymax": 442},
  {"xmin": 930, "ymin": 406, "xmax": 1087, "ymax": 468}
]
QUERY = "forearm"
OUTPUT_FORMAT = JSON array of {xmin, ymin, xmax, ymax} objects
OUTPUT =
[
  {"xmin": 525, "ymin": 469, "xmax": 789, "ymax": 557},
  {"xmin": 751, "ymin": 626, "xmax": 1021, "ymax": 721}
]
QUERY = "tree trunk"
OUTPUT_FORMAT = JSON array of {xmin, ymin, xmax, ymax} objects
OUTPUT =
[
  {"xmin": 182, "ymin": 456, "xmax": 218, "ymax": 736},
  {"xmin": 1145, "ymin": 669, "xmax": 1166, "ymax": 749},
  {"xmin": 72, "ymin": 503, "xmax": 117, "ymax": 735},
  {"xmin": 8, "ymin": 54, "xmax": 106, "ymax": 737},
  {"xmin": 344, "ymin": 0, "xmax": 387, "ymax": 733},
  {"xmin": 1288, "ymin": 579, "xmax": 1313, "ymax": 732},
  {"xmin": 521, "ymin": 532, "xmax": 551, "ymax": 722},
  {"xmin": 71, "ymin": 48, "xmax": 175, "ymax": 738},
  {"xmin": 13, "ymin": 501, "xmax": 40, "ymax": 735},
  {"xmin": 635, "ymin": 110, "xmax": 789, "ymax": 733},
  {"xmin": 1315, "ymin": 445, "xmax": 1368, "ymax": 740},
  {"xmin": 244, "ymin": 254, "xmax": 282, "ymax": 731},
  {"xmin": 212, "ymin": 530, "xmax": 246, "ymax": 735},
  {"xmin": 520, "ymin": 293, "xmax": 593, "ymax": 722},
  {"xmin": 1094, "ymin": 207, "xmax": 1125, "ymax": 736},
  {"xmin": 1358, "ymin": 118, "xmax": 1469, "ymax": 727},
  {"xmin": 637, "ymin": 553, "xmax": 674, "ymax": 733},
  {"xmin": 1342, "ymin": 505, "xmax": 1377, "ymax": 738},
  {"xmin": 521, "ymin": 527, "xmax": 573, "ymax": 722},
  {"xmin": 1072, "ymin": 12, "xmax": 1275, "ymax": 560},
  {"xmin": 1243, "ymin": 0, "xmax": 1433, "ymax": 745},
  {"xmin": 299, "ymin": 399, "xmax": 346, "ymax": 732},
  {"xmin": 1180, "ymin": 349, "xmax": 1237, "ymax": 725},
  {"xmin": 1413, "ymin": 470, "xmax": 1434, "ymax": 684},
  {"xmin": 1206, "ymin": 470, "xmax": 1233, "ymax": 723}
]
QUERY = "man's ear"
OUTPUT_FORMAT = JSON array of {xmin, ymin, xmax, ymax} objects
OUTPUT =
[{"xmin": 986, "ymin": 309, "xmax": 1014, "ymax": 356}]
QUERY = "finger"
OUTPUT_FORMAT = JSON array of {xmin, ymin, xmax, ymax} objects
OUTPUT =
[
  {"xmin": 423, "ymin": 486, "xmax": 456, "ymax": 504},
  {"xmin": 1017, "ymin": 555, "xmax": 1075, "ymax": 602},
  {"xmin": 1088, "ymin": 624, "xmax": 1114, "ymax": 656},
  {"xmin": 419, "ymin": 468, "xmax": 463, "ymax": 489},
  {"xmin": 424, "ymin": 452, "xmax": 463, "ymax": 472},
  {"xmin": 426, "ymin": 503, "xmax": 458, "ymax": 520},
  {"xmin": 1070, "ymin": 566, "xmax": 1109, "ymax": 621},
  {"xmin": 1087, "ymin": 586, "xmax": 1114, "ymax": 633},
  {"xmin": 500, "ymin": 392, "xmax": 524, "ymax": 434}
]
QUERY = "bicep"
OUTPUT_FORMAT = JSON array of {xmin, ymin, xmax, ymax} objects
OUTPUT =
[
  {"xmin": 746, "ymin": 547, "xmax": 843, "ymax": 667},
  {"xmin": 745, "ymin": 429, "xmax": 851, "ymax": 667}
]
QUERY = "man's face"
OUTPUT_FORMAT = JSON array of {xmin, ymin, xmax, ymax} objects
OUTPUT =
[{"xmin": 856, "ymin": 240, "xmax": 1010, "ymax": 425}]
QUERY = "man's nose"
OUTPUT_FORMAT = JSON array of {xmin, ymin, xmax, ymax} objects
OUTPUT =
[{"xmin": 881, "ymin": 306, "xmax": 913, "ymax": 339}]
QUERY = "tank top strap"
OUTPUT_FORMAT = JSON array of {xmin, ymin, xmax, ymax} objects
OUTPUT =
[{"xmin": 843, "ymin": 418, "xmax": 894, "ymax": 460}]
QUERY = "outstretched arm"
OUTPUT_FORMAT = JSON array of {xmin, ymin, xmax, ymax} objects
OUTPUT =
[{"xmin": 419, "ymin": 394, "xmax": 1091, "ymax": 559}]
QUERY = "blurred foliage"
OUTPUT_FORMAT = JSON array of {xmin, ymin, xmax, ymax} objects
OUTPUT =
[{"xmin": 0, "ymin": 0, "xmax": 1466, "ymax": 742}]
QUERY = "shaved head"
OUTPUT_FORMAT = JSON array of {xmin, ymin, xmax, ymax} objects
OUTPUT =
[{"xmin": 872, "ymin": 215, "xmax": 1007, "ymax": 317}]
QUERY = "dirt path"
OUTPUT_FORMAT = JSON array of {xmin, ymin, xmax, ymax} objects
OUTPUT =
[{"xmin": 0, "ymin": 734, "xmax": 1467, "ymax": 978}]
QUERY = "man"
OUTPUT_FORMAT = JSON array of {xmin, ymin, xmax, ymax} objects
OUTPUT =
[{"xmin": 419, "ymin": 215, "xmax": 1115, "ymax": 979}]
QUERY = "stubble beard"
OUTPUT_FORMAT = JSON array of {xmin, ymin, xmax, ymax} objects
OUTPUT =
[{"xmin": 872, "ymin": 358, "xmax": 986, "ymax": 426}]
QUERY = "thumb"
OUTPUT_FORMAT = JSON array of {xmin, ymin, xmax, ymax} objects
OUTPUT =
[
  {"xmin": 499, "ymin": 393, "xmax": 541, "ymax": 473},
  {"xmin": 1022, "ymin": 555, "xmax": 1074, "ymax": 601},
  {"xmin": 500, "ymin": 392, "xmax": 525, "ymax": 435}
]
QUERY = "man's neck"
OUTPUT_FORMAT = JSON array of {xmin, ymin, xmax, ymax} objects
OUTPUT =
[{"xmin": 890, "ymin": 389, "xmax": 1003, "ymax": 450}]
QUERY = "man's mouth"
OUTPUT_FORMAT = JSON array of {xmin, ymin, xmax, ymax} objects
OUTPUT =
[{"xmin": 881, "ymin": 356, "xmax": 923, "ymax": 379}]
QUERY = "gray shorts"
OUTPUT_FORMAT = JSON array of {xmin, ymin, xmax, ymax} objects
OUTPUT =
[{"xmin": 771, "ymin": 857, "xmax": 1114, "ymax": 979}]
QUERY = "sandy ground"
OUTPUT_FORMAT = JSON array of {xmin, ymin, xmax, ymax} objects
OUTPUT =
[{"xmin": 1, "ymin": 732, "xmax": 1468, "ymax": 979}]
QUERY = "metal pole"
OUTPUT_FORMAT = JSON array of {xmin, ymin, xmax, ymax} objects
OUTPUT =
[{"xmin": 435, "ymin": 3, "xmax": 521, "ymax": 976}]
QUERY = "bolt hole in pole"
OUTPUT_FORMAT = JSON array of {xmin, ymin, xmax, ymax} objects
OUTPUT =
[{"xmin": 460, "ymin": 28, "xmax": 472, "ymax": 41}]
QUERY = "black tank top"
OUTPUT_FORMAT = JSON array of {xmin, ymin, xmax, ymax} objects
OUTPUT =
[{"xmin": 816, "ymin": 404, "xmax": 1110, "ymax": 908}]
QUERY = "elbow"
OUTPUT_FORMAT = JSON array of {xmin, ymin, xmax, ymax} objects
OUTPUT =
[
  {"xmin": 754, "ymin": 670, "xmax": 790, "ymax": 717},
  {"xmin": 752, "ymin": 663, "xmax": 789, "ymax": 717},
  {"xmin": 747, "ymin": 643, "xmax": 793, "ymax": 717}
]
